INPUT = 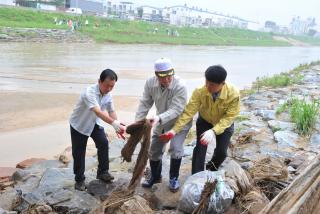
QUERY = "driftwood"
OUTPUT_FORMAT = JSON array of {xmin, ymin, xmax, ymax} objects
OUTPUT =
[
  {"xmin": 192, "ymin": 179, "xmax": 217, "ymax": 214},
  {"xmin": 90, "ymin": 120, "xmax": 152, "ymax": 214},
  {"xmin": 259, "ymin": 154, "xmax": 320, "ymax": 214}
]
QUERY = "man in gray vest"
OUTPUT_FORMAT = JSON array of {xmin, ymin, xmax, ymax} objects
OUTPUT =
[
  {"xmin": 70, "ymin": 69, "xmax": 126, "ymax": 191},
  {"xmin": 135, "ymin": 58, "xmax": 191, "ymax": 192}
]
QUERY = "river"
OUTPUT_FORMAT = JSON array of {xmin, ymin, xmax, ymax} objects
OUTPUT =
[{"xmin": 0, "ymin": 43, "xmax": 320, "ymax": 96}]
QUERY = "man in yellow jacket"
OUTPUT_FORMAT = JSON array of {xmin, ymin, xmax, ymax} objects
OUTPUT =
[{"xmin": 160, "ymin": 65, "xmax": 240, "ymax": 174}]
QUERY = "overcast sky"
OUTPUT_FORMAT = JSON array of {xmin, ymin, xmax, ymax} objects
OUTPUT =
[{"xmin": 134, "ymin": 0, "xmax": 319, "ymax": 25}]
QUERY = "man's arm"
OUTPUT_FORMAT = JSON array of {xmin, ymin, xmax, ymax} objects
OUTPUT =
[
  {"xmin": 158, "ymin": 86, "xmax": 187, "ymax": 125},
  {"xmin": 109, "ymin": 111, "xmax": 117, "ymax": 120},
  {"xmin": 213, "ymin": 96, "xmax": 240, "ymax": 135},
  {"xmin": 91, "ymin": 107, "xmax": 115, "ymax": 124},
  {"xmin": 172, "ymin": 88, "xmax": 201, "ymax": 133},
  {"xmin": 135, "ymin": 80, "xmax": 154, "ymax": 121}
]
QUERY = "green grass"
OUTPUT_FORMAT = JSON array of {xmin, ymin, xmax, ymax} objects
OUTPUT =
[
  {"xmin": 253, "ymin": 61, "xmax": 320, "ymax": 88},
  {"xmin": 0, "ymin": 6, "xmax": 315, "ymax": 46},
  {"xmin": 289, "ymin": 98, "xmax": 319, "ymax": 135},
  {"xmin": 275, "ymin": 97, "xmax": 319, "ymax": 135}
]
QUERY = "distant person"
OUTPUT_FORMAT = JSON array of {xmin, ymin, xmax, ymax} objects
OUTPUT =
[
  {"xmin": 160, "ymin": 65, "xmax": 240, "ymax": 174},
  {"xmin": 70, "ymin": 69, "xmax": 126, "ymax": 191},
  {"xmin": 68, "ymin": 19, "xmax": 73, "ymax": 31},
  {"xmin": 135, "ymin": 58, "xmax": 191, "ymax": 192}
]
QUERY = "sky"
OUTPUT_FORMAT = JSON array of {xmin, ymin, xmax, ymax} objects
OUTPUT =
[{"xmin": 134, "ymin": 0, "xmax": 320, "ymax": 26}]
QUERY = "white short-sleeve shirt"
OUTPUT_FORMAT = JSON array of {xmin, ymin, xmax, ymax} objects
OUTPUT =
[{"xmin": 70, "ymin": 84, "xmax": 114, "ymax": 136}]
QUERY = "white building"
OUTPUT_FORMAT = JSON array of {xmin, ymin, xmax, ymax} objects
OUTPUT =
[
  {"xmin": 136, "ymin": 5, "xmax": 162, "ymax": 22},
  {"xmin": 163, "ymin": 5, "xmax": 252, "ymax": 29},
  {"xmin": 0, "ymin": 0, "xmax": 14, "ymax": 6},
  {"xmin": 106, "ymin": 0, "xmax": 135, "ymax": 19}
]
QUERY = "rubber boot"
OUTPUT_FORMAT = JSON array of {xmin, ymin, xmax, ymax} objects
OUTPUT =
[{"xmin": 142, "ymin": 160, "xmax": 162, "ymax": 188}]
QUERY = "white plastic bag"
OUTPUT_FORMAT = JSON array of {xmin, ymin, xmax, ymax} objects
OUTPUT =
[{"xmin": 179, "ymin": 170, "xmax": 234, "ymax": 214}]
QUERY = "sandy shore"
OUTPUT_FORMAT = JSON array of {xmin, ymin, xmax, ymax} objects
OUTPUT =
[{"xmin": 0, "ymin": 91, "xmax": 140, "ymax": 167}]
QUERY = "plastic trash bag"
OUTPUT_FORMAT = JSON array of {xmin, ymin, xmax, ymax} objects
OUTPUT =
[{"xmin": 179, "ymin": 170, "xmax": 234, "ymax": 214}]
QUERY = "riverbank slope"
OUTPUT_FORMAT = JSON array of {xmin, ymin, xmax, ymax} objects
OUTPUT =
[{"xmin": 1, "ymin": 6, "xmax": 320, "ymax": 46}]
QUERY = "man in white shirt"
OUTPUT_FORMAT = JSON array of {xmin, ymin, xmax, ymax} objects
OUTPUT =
[
  {"xmin": 70, "ymin": 69, "xmax": 126, "ymax": 191},
  {"xmin": 135, "ymin": 58, "xmax": 191, "ymax": 192}
]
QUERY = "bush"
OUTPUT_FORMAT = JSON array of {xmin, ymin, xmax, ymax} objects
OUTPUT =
[{"xmin": 289, "ymin": 98, "xmax": 319, "ymax": 135}]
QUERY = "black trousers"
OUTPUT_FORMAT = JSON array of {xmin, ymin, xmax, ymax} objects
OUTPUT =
[
  {"xmin": 70, "ymin": 124, "xmax": 109, "ymax": 182},
  {"xmin": 192, "ymin": 116, "xmax": 234, "ymax": 174}
]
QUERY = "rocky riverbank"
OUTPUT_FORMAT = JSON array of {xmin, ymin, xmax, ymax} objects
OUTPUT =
[
  {"xmin": 0, "ymin": 27, "xmax": 92, "ymax": 43},
  {"xmin": 0, "ymin": 65, "xmax": 319, "ymax": 213}
]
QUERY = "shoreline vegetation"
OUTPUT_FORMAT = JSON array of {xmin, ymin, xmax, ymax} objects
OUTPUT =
[
  {"xmin": 241, "ymin": 60, "xmax": 320, "ymax": 135},
  {"xmin": 1, "ymin": 6, "xmax": 320, "ymax": 46}
]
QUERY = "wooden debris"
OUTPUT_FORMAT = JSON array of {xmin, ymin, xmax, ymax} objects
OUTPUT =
[{"xmin": 259, "ymin": 154, "xmax": 320, "ymax": 214}]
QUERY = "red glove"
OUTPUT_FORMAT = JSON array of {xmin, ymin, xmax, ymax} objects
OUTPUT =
[
  {"xmin": 116, "ymin": 123, "xmax": 126, "ymax": 140},
  {"xmin": 159, "ymin": 130, "xmax": 176, "ymax": 143}
]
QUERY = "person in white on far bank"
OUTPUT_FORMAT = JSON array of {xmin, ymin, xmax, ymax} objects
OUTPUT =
[{"xmin": 70, "ymin": 69, "xmax": 126, "ymax": 191}]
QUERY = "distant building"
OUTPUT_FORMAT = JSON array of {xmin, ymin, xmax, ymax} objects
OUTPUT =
[
  {"xmin": 137, "ymin": 5, "xmax": 162, "ymax": 22},
  {"xmin": 106, "ymin": 1, "xmax": 135, "ymax": 19},
  {"xmin": 66, "ymin": 0, "xmax": 104, "ymax": 15},
  {"xmin": 290, "ymin": 16, "xmax": 316, "ymax": 35},
  {"xmin": 162, "ymin": 5, "xmax": 253, "ymax": 29},
  {"xmin": 0, "ymin": 0, "xmax": 14, "ymax": 6}
]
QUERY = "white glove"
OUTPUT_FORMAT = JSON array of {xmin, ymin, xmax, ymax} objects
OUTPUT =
[
  {"xmin": 200, "ymin": 129, "xmax": 216, "ymax": 148},
  {"xmin": 150, "ymin": 115, "xmax": 160, "ymax": 127},
  {"xmin": 111, "ymin": 120, "xmax": 121, "ymax": 132}
]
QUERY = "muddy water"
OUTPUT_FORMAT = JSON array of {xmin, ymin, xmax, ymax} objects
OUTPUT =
[{"xmin": 1, "ymin": 43, "xmax": 320, "ymax": 95}]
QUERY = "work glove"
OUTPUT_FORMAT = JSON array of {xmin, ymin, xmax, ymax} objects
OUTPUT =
[
  {"xmin": 111, "ymin": 120, "xmax": 126, "ymax": 140},
  {"xmin": 200, "ymin": 129, "xmax": 216, "ymax": 148},
  {"xmin": 159, "ymin": 130, "xmax": 176, "ymax": 143},
  {"xmin": 149, "ymin": 115, "xmax": 160, "ymax": 127}
]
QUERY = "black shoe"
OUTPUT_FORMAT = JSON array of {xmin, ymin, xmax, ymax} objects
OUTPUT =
[
  {"xmin": 96, "ymin": 172, "xmax": 115, "ymax": 182},
  {"xmin": 75, "ymin": 181, "xmax": 86, "ymax": 191},
  {"xmin": 206, "ymin": 160, "xmax": 218, "ymax": 171},
  {"xmin": 142, "ymin": 176, "xmax": 162, "ymax": 188}
]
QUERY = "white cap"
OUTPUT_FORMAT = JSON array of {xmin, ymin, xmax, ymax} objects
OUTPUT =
[{"xmin": 154, "ymin": 58, "xmax": 173, "ymax": 72}]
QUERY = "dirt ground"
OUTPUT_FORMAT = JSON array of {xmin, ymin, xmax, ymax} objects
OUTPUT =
[{"xmin": 0, "ymin": 91, "xmax": 139, "ymax": 132}]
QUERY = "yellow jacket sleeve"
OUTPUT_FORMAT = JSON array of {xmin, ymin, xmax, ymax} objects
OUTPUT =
[
  {"xmin": 173, "ymin": 88, "xmax": 201, "ymax": 133},
  {"xmin": 213, "ymin": 96, "xmax": 240, "ymax": 135}
]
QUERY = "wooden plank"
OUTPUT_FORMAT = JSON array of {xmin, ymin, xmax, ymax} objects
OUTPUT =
[{"xmin": 259, "ymin": 154, "xmax": 320, "ymax": 214}]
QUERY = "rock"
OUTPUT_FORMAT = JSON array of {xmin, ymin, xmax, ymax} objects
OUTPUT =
[
  {"xmin": 0, "ymin": 34, "xmax": 10, "ymax": 39},
  {"xmin": 114, "ymin": 195, "xmax": 153, "ymax": 214},
  {"xmin": 87, "ymin": 178, "xmax": 129, "ymax": 200},
  {"xmin": 58, "ymin": 146, "xmax": 73, "ymax": 164},
  {"xmin": 37, "ymin": 168, "xmax": 74, "ymax": 193},
  {"xmin": 255, "ymin": 110, "xmax": 276, "ymax": 121},
  {"xmin": 268, "ymin": 120, "xmax": 295, "ymax": 132},
  {"xmin": 152, "ymin": 182, "xmax": 182, "ymax": 210},
  {"xmin": 52, "ymin": 191, "xmax": 99, "ymax": 213},
  {"xmin": 16, "ymin": 158, "xmax": 46, "ymax": 169},
  {"xmin": 28, "ymin": 160, "xmax": 65, "ymax": 172},
  {"xmin": 0, "ymin": 188, "xmax": 21, "ymax": 211},
  {"xmin": 59, "ymin": 144, "xmax": 98, "ymax": 164},
  {"xmin": 309, "ymin": 133, "xmax": 320, "ymax": 151},
  {"xmin": 274, "ymin": 131, "xmax": 300, "ymax": 148},
  {"xmin": 67, "ymin": 156, "xmax": 98, "ymax": 172},
  {"xmin": 183, "ymin": 146, "xmax": 193, "ymax": 157},
  {"xmin": 0, "ymin": 207, "xmax": 17, "ymax": 214},
  {"xmin": 0, "ymin": 167, "xmax": 17, "ymax": 183}
]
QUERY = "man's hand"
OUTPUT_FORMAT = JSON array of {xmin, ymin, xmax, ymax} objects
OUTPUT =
[
  {"xmin": 111, "ymin": 120, "xmax": 126, "ymax": 139},
  {"xmin": 149, "ymin": 116, "xmax": 160, "ymax": 127},
  {"xmin": 200, "ymin": 129, "xmax": 216, "ymax": 147},
  {"xmin": 159, "ymin": 130, "xmax": 176, "ymax": 143}
]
